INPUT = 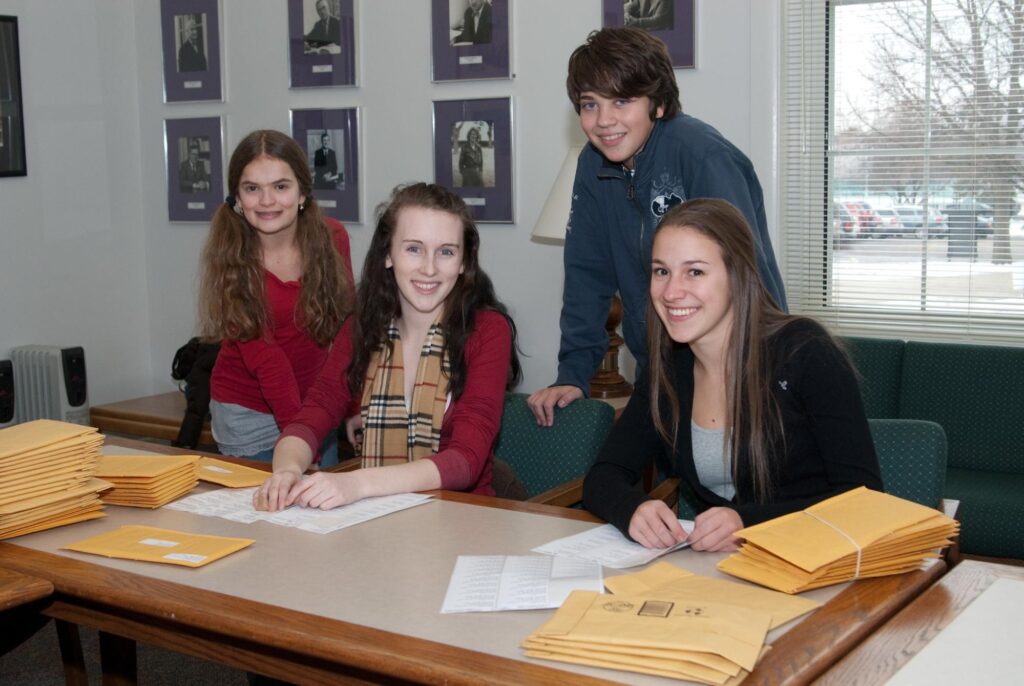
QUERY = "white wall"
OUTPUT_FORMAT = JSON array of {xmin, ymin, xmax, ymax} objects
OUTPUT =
[{"xmin": 1, "ymin": 0, "xmax": 777, "ymax": 405}]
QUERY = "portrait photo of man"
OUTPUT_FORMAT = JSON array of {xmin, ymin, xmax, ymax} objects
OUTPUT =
[
  {"xmin": 304, "ymin": 0, "xmax": 342, "ymax": 55},
  {"xmin": 450, "ymin": 0, "xmax": 492, "ymax": 46},
  {"xmin": 623, "ymin": 0, "xmax": 675, "ymax": 32},
  {"xmin": 176, "ymin": 14, "xmax": 208, "ymax": 73},
  {"xmin": 308, "ymin": 130, "xmax": 344, "ymax": 190},
  {"xmin": 178, "ymin": 137, "xmax": 211, "ymax": 193}
]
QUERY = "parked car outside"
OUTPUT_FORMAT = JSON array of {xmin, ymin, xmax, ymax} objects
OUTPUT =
[
  {"xmin": 844, "ymin": 200, "xmax": 880, "ymax": 235},
  {"xmin": 893, "ymin": 205, "xmax": 947, "ymax": 238},
  {"xmin": 832, "ymin": 203, "xmax": 859, "ymax": 245},
  {"xmin": 873, "ymin": 207, "xmax": 906, "ymax": 237}
]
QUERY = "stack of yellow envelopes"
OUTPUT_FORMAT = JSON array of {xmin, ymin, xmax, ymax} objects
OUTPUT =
[
  {"xmin": 718, "ymin": 487, "xmax": 959, "ymax": 594},
  {"xmin": 195, "ymin": 457, "xmax": 270, "ymax": 488},
  {"xmin": 0, "ymin": 419, "xmax": 110, "ymax": 539},
  {"xmin": 96, "ymin": 454, "xmax": 199, "ymax": 508},
  {"xmin": 523, "ymin": 590, "xmax": 772, "ymax": 685}
]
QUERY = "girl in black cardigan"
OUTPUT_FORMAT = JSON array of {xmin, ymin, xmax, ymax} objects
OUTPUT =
[{"xmin": 582, "ymin": 199, "xmax": 882, "ymax": 551}]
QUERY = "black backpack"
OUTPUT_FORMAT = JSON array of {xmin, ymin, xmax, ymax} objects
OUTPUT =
[{"xmin": 170, "ymin": 338, "xmax": 220, "ymax": 449}]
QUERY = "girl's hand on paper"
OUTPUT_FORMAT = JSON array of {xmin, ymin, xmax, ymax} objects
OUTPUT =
[
  {"xmin": 253, "ymin": 469, "xmax": 301, "ymax": 512},
  {"xmin": 686, "ymin": 507, "xmax": 743, "ymax": 552},
  {"xmin": 629, "ymin": 499, "xmax": 689, "ymax": 549}
]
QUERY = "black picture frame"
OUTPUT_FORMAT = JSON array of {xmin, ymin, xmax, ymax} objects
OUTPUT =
[
  {"xmin": 165, "ymin": 117, "xmax": 224, "ymax": 222},
  {"xmin": 603, "ymin": 0, "xmax": 695, "ymax": 69},
  {"xmin": 160, "ymin": 0, "xmax": 223, "ymax": 102},
  {"xmin": 431, "ymin": 0, "xmax": 511, "ymax": 82},
  {"xmin": 0, "ymin": 15, "xmax": 27, "ymax": 177},
  {"xmin": 291, "ymin": 108, "xmax": 361, "ymax": 223},
  {"xmin": 433, "ymin": 97, "xmax": 513, "ymax": 223},
  {"xmin": 288, "ymin": 0, "xmax": 357, "ymax": 88}
]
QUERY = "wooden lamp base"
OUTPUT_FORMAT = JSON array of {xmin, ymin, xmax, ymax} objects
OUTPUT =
[{"xmin": 588, "ymin": 294, "xmax": 634, "ymax": 399}]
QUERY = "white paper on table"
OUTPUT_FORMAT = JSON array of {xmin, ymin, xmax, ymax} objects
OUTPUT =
[
  {"xmin": 164, "ymin": 486, "xmax": 432, "ymax": 534},
  {"xmin": 532, "ymin": 521, "xmax": 695, "ymax": 569},
  {"xmin": 440, "ymin": 555, "xmax": 603, "ymax": 613},
  {"xmin": 886, "ymin": 577, "xmax": 1024, "ymax": 685}
]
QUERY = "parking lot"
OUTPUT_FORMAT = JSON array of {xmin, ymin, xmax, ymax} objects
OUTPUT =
[{"xmin": 828, "ymin": 224, "xmax": 1024, "ymax": 313}]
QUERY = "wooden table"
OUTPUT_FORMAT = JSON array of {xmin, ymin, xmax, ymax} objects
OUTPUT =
[
  {"xmin": 815, "ymin": 559, "xmax": 1024, "ymax": 685},
  {"xmin": 0, "ymin": 439, "xmax": 945, "ymax": 686},
  {"xmin": 0, "ymin": 568, "xmax": 52, "ymax": 612},
  {"xmin": 89, "ymin": 391, "xmax": 214, "ymax": 446}
]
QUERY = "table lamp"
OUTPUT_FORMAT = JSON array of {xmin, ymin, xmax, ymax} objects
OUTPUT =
[{"xmin": 532, "ymin": 145, "xmax": 633, "ymax": 399}]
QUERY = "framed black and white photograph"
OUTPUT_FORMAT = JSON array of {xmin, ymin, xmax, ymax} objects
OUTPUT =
[
  {"xmin": 603, "ymin": 0, "xmax": 695, "ymax": 69},
  {"xmin": 431, "ymin": 0, "xmax": 510, "ymax": 82},
  {"xmin": 433, "ymin": 98, "xmax": 513, "ymax": 222},
  {"xmin": 165, "ymin": 117, "xmax": 223, "ymax": 222},
  {"xmin": 288, "ymin": 0, "xmax": 356, "ymax": 88},
  {"xmin": 160, "ymin": 0, "xmax": 222, "ymax": 102},
  {"xmin": 0, "ymin": 15, "xmax": 27, "ymax": 177},
  {"xmin": 291, "ymin": 108, "xmax": 360, "ymax": 223}
]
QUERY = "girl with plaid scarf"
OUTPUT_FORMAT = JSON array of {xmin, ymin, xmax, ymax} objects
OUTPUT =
[{"xmin": 255, "ymin": 183, "xmax": 521, "ymax": 511}]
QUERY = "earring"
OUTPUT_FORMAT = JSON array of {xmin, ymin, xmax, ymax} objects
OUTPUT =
[{"xmin": 299, "ymin": 203, "xmax": 305, "ymax": 212}]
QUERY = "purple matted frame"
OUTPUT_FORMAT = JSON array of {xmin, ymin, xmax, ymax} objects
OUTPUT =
[
  {"xmin": 431, "ymin": 0, "xmax": 511, "ymax": 82},
  {"xmin": 160, "ymin": 0, "xmax": 222, "ymax": 102},
  {"xmin": 603, "ymin": 0, "xmax": 695, "ymax": 69},
  {"xmin": 165, "ymin": 117, "xmax": 223, "ymax": 223},
  {"xmin": 288, "ymin": 0, "xmax": 357, "ymax": 88},
  {"xmin": 291, "ymin": 108, "xmax": 360, "ymax": 223},
  {"xmin": 433, "ymin": 97, "xmax": 513, "ymax": 223}
]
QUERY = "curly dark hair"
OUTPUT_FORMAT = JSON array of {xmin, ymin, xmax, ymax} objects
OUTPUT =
[
  {"xmin": 347, "ymin": 182, "xmax": 522, "ymax": 399},
  {"xmin": 566, "ymin": 27, "xmax": 681, "ymax": 120}
]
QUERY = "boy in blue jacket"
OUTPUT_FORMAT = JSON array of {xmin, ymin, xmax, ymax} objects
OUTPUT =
[{"xmin": 528, "ymin": 27, "xmax": 786, "ymax": 425}]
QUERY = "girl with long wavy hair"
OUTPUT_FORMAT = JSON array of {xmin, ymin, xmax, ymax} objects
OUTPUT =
[
  {"xmin": 254, "ymin": 182, "xmax": 521, "ymax": 511},
  {"xmin": 583, "ymin": 198, "xmax": 882, "ymax": 551},
  {"xmin": 199, "ymin": 129, "xmax": 354, "ymax": 464}
]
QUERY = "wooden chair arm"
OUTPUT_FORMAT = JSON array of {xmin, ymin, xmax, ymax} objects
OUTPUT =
[{"xmin": 528, "ymin": 477, "xmax": 584, "ymax": 508}]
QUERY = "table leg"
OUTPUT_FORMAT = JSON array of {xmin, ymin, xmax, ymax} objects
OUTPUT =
[
  {"xmin": 99, "ymin": 630, "xmax": 137, "ymax": 686},
  {"xmin": 55, "ymin": 619, "xmax": 88, "ymax": 686}
]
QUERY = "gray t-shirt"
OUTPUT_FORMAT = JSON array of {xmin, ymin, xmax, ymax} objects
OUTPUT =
[{"xmin": 690, "ymin": 420, "xmax": 735, "ymax": 501}]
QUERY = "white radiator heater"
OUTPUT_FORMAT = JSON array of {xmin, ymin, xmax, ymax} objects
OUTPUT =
[{"xmin": 10, "ymin": 345, "xmax": 89, "ymax": 425}]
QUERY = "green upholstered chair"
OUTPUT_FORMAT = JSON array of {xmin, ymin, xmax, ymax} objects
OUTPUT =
[
  {"xmin": 842, "ymin": 336, "xmax": 905, "ymax": 418},
  {"xmin": 654, "ymin": 417, "xmax": 948, "ymax": 520},
  {"xmin": 869, "ymin": 418, "xmax": 947, "ymax": 508},
  {"xmin": 492, "ymin": 392, "xmax": 615, "ymax": 506}
]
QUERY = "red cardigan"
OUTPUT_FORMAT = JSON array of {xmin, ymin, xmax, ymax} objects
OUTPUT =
[
  {"xmin": 281, "ymin": 309, "xmax": 513, "ymax": 495},
  {"xmin": 210, "ymin": 220, "xmax": 353, "ymax": 429}
]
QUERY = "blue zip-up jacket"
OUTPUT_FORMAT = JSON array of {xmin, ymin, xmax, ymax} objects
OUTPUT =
[{"xmin": 555, "ymin": 114, "xmax": 787, "ymax": 393}]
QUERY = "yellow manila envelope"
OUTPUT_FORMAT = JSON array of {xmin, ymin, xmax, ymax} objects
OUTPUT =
[
  {"xmin": 0, "ymin": 419, "xmax": 100, "ymax": 458},
  {"xmin": 604, "ymin": 562, "xmax": 821, "ymax": 629},
  {"xmin": 96, "ymin": 454, "xmax": 199, "ymax": 479},
  {"xmin": 63, "ymin": 525, "xmax": 254, "ymax": 568},
  {"xmin": 525, "ymin": 590, "xmax": 771, "ymax": 673},
  {"xmin": 195, "ymin": 457, "xmax": 271, "ymax": 488}
]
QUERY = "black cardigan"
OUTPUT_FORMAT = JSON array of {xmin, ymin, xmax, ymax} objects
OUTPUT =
[{"xmin": 583, "ymin": 319, "xmax": 883, "ymax": 538}]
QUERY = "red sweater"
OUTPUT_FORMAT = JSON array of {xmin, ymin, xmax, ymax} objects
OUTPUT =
[
  {"xmin": 281, "ymin": 309, "xmax": 512, "ymax": 495},
  {"xmin": 210, "ymin": 220, "xmax": 353, "ymax": 429}
]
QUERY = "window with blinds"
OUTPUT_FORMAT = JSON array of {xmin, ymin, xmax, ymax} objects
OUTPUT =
[{"xmin": 782, "ymin": 0, "xmax": 1024, "ymax": 342}]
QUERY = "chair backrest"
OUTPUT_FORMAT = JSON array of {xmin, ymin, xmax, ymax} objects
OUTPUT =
[
  {"xmin": 675, "ymin": 417, "xmax": 947, "ymax": 516},
  {"xmin": 869, "ymin": 418, "xmax": 947, "ymax": 508},
  {"xmin": 492, "ymin": 393, "xmax": 615, "ymax": 499},
  {"xmin": 841, "ymin": 336, "xmax": 905, "ymax": 418}
]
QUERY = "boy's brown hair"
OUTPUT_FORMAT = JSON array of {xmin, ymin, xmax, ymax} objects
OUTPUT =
[{"xmin": 566, "ymin": 27, "xmax": 681, "ymax": 120}]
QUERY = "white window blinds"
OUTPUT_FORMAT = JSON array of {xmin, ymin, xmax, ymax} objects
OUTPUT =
[{"xmin": 781, "ymin": 0, "xmax": 1024, "ymax": 342}]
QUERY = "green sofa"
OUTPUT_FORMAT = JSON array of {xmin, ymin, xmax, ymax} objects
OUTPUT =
[{"xmin": 844, "ymin": 336, "xmax": 1024, "ymax": 559}]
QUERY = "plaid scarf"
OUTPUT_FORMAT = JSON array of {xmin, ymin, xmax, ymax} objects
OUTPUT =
[{"xmin": 360, "ymin": 320, "xmax": 449, "ymax": 468}]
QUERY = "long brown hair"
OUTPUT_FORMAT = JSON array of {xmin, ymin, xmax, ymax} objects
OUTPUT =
[
  {"xmin": 566, "ymin": 27, "xmax": 681, "ymax": 120},
  {"xmin": 347, "ymin": 183, "xmax": 521, "ymax": 399},
  {"xmin": 198, "ymin": 129, "xmax": 353, "ymax": 346},
  {"xmin": 648, "ymin": 199, "xmax": 815, "ymax": 502}
]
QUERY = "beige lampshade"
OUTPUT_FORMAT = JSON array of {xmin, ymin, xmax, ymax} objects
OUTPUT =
[{"xmin": 531, "ymin": 144, "xmax": 585, "ymax": 242}]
